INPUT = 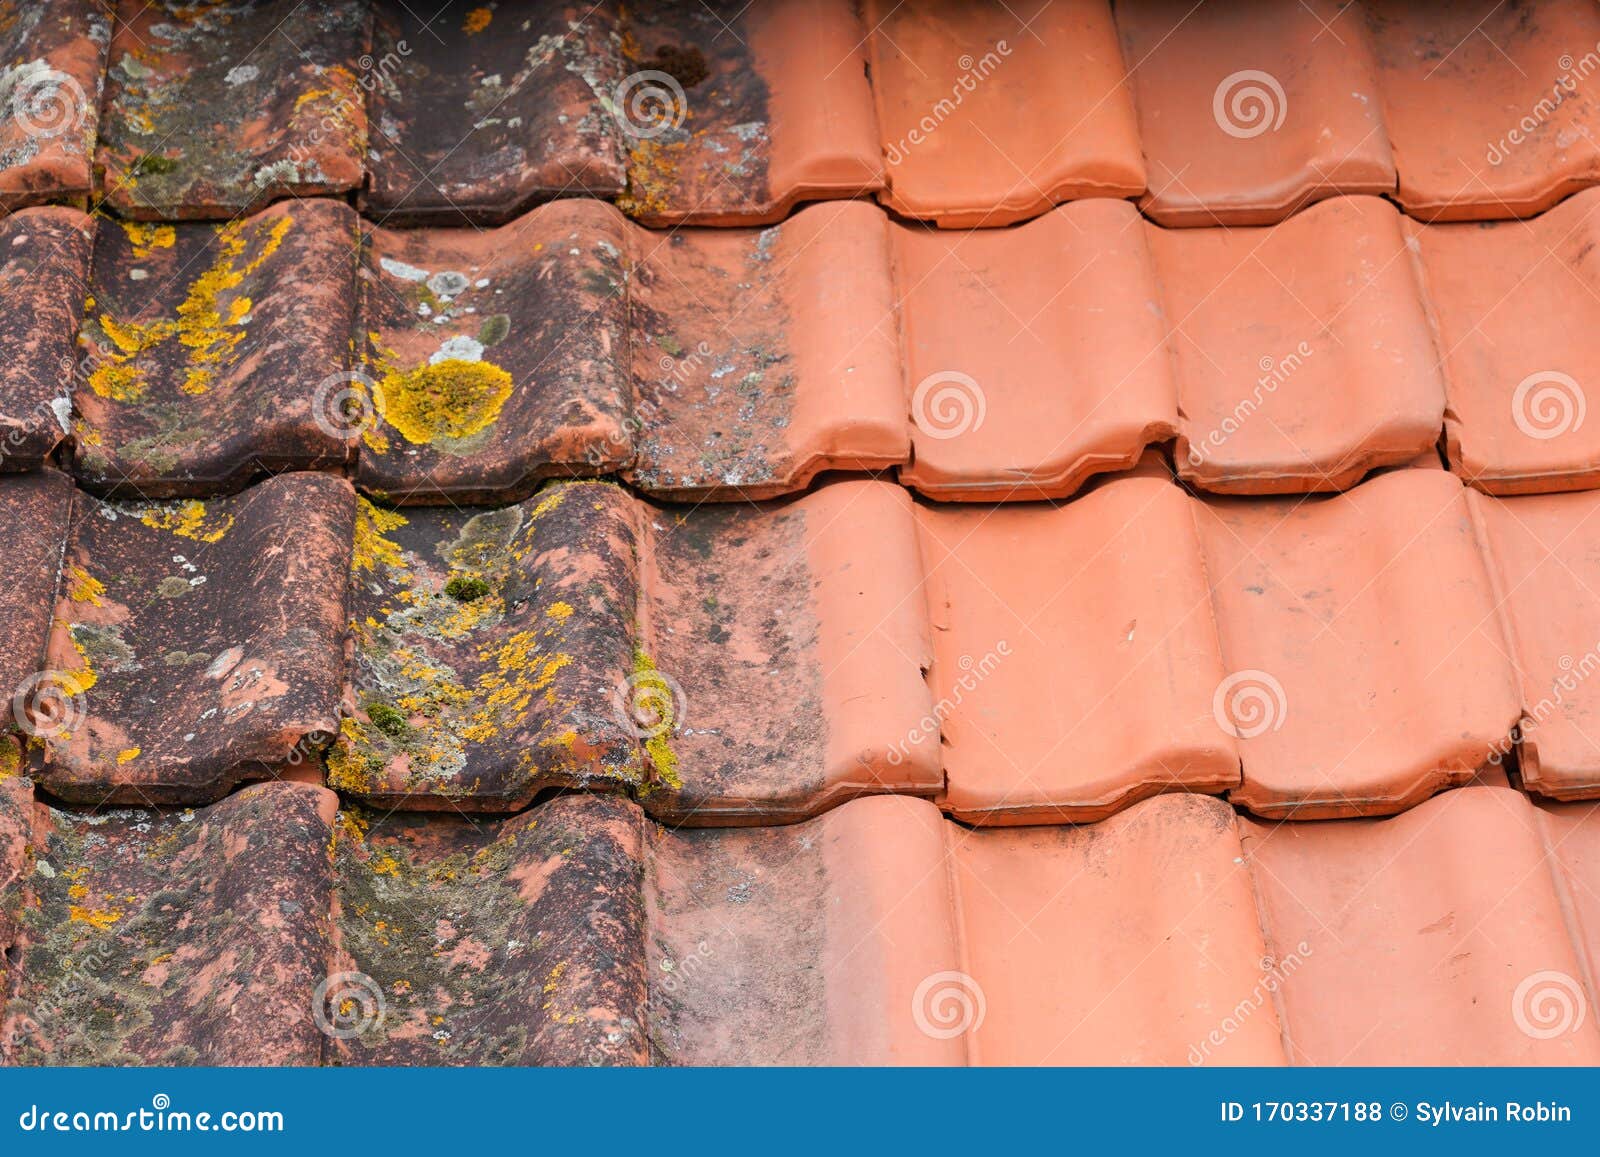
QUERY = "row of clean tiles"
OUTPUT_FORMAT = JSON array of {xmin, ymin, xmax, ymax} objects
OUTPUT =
[
  {"xmin": 7, "ymin": 190, "xmax": 1600, "ymax": 503},
  {"xmin": 3, "ymin": 774, "xmax": 1598, "ymax": 1065},
  {"xmin": 3, "ymin": 459, "xmax": 1600, "ymax": 823},
  {"xmin": 5, "ymin": 0, "xmax": 1599, "ymax": 227}
]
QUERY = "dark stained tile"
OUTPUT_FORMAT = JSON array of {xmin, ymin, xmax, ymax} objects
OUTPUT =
[
  {"xmin": 30, "ymin": 473, "xmax": 355, "ymax": 806},
  {"xmin": 97, "ymin": 0, "xmax": 369, "ymax": 219},
  {"xmin": 355, "ymin": 200, "xmax": 632, "ymax": 505},
  {"xmin": 0, "ymin": 470, "xmax": 74, "ymax": 734},
  {"xmin": 0, "ymin": 207, "xmax": 92, "ymax": 472},
  {"xmin": 0, "ymin": 0, "xmax": 109, "ymax": 209},
  {"xmin": 72, "ymin": 199, "xmax": 361, "ymax": 497},
  {"xmin": 362, "ymin": 1, "xmax": 626, "ymax": 224}
]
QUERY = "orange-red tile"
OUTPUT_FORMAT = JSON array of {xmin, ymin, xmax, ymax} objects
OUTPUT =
[
  {"xmin": 0, "ymin": 0, "xmax": 108, "ymax": 209},
  {"xmin": 0, "ymin": 470, "xmax": 74, "ymax": 735},
  {"xmin": 867, "ymin": 0, "xmax": 1143, "ymax": 227},
  {"xmin": 1119, "ymin": 0, "xmax": 1393, "ymax": 226},
  {"xmin": 1196, "ymin": 468, "xmax": 1520, "ymax": 817},
  {"xmin": 1366, "ymin": 0, "xmax": 1600, "ymax": 221},
  {"xmin": 1243, "ymin": 784, "xmax": 1600, "ymax": 1064},
  {"xmin": 1152, "ymin": 196, "xmax": 1444, "ymax": 493},
  {"xmin": 895, "ymin": 200, "xmax": 1177, "ymax": 500},
  {"xmin": 916, "ymin": 474, "xmax": 1237, "ymax": 823},
  {"xmin": 1416, "ymin": 187, "xmax": 1600, "ymax": 494}
]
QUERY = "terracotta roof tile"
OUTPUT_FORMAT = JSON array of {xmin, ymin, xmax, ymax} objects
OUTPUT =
[
  {"xmin": 0, "ymin": 0, "xmax": 108, "ymax": 209},
  {"xmin": 0, "ymin": 470, "xmax": 75, "ymax": 733},
  {"xmin": 1416, "ymin": 187, "xmax": 1600, "ymax": 495},
  {"xmin": 1195, "ymin": 468, "xmax": 1521, "ymax": 817},
  {"xmin": 1119, "ymin": 0, "xmax": 1394, "ymax": 227},
  {"xmin": 915, "ymin": 473, "xmax": 1239, "ymax": 823},
  {"xmin": 361, "ymin": 3, "xmax": 626, "ymax": 224},
  {"xmin": 1243, "ymin": 783, "xmax": 1600, "ymax": 1064},
  {"xmin": 0, "ymin": 207, "xmax": 91, "ymax": 471},
  {"xmin": 867, "ymin": 0, "xmax": 1143, "ymax": 227},
  {"xmin": 2, "ymin": 780, "xmax": 338, "ymax": 1065},
  {"xmin": 337, "ymin": 478, "xmax": 936, "ymax": 822},
  {"xmin": 1154, "ymin": 195, "xmax": 1445, "ymax": 493},
  {"xmin": 73, "ymin": 200, "xmax": 361, "ymax": 497},
  {"xmin": 1472, "ymin": 486, "xmax": 1600, "ymax": 801},
  {"xmin": 31, "ymin": 473, "xmax": 355, "ymax": 805},
  {"xmin": 1366, "ymin": 0, "xmax": 1600, "ymax": 222},
  {"xmin": 97, "ymin": 0, "xmax": 369, "ymax": 220}
]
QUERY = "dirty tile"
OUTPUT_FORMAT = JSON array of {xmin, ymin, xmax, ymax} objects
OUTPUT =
[
  {"xmin": 0, "ymin": 470, "xmax": 74, "ymax": 734},
  {"xmin": 31, "ymin": 473, "xmax": 355, "ymax": 805},
  {"xmin": 362, "ymin": 2, "xmax": 626, "ymax": 224},
  {"xmin": 72, "ymin": 200, "xmax": 360, "ymax": 497},
  {"xmin": 894, "ymin": 200, "xmax": 1177, "ymax": 500},
  {"xmin": 1243, "ymin": 783, "xmax": 1600, "ymax": 1064},
  {"xmin": 326, "ymin": 793, "xmax": 649, "ymax": 1066},
  {"xmin": 1153, "ymin": 195, "xmax": 1445, "ymax": 493},
  {"xmin": 624, "ymin": 201, "xmax": 905, "ymax": 501},
  {"xmin": 615, "ymin": 0, "xmax": 881, "ymax": 226},
  {"xmin": 1416, "ymin": 187, "xmax": 1600, "ymax": 495},
  {"xmin": 1, "ymin": 780, "xmax": 337, "ymax": 1065},
  {"xmin": 356, "ymin": 200, "xmax": 632, "ymax": 504},
  {"xmin": 0, "ymin": 0, "xmax": 109, "ymax": 208},
  {"xmin": 0, "ymin": 207, "xmax": 92, "ymax": 473},
  {"xmin": 1118, "ymin": 0, "xmax": 1394, "ymax": 226},
  {"xmin": 868, "ymin": 0, "xmax": 1142, "ymax": 227},
  {"xmin": 1471, "ymin": 487, "xmax": 1600, "ymax": 801},
  {"xmin": 915, "ymin": 474, "xmax": 1238, "ymax": 823},
  {"xmin": 331, "ymin": 483, "xmax": 644, "ymax": 811},
  {"xmin": 97, "ymin": 0, "xmax": 369, "ymax": 219},
  {"xmin": 1366, "ymin": 0, "xmax": 1600, "ymax": 221},
  {"xmin": 1195, "ymin": 468, "xmax": 1520, "ymax": 818}
]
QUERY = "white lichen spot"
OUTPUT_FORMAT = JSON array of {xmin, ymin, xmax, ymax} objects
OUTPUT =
[
  {"xmin": 380, "ymin": 257, "xmax": 430, "ymax": 283},
  {"xmin": 225, "ymin": 64, "xmax": 260, "ymax": 86}
]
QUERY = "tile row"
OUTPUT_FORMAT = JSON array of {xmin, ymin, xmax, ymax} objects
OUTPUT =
[
  {"xmin": 4, "ymin": 775, "xmax": 1599, "ymax": 1065},
  {"xmin": 5, "ymin": 464, "xmax": 1600, "ymax": 822},
  {"xmin": 9, "ymin": 191, "xmax": 1600, "ymax": 503},
  {"xmin": 5, "ymin": 0, "xmax": 1600, "ymax": 228}
]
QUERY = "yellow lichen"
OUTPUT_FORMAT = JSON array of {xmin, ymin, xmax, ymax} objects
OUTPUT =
[
  {"xmin": 65, "ymin": 565, "xmax": 105, "ymax": 606},
  {"xmin": 139, "ymin": 500, "xmax": 233, "ymax": 543},
  {"xmin": 463, "ymin": 6, "xmax": 492, "ymax": 33},
  {"xmin": 632, "ymin": 648, "xmax": 682, "ymax": 790},
  {"xmin": 546, "ymin": 601, "xmax": 573, "ymax": 622},
  {"xmin": 116, "ymin": 747, "xmax": 140, "ymax": 765},
  {"xmin": 69, "ymin": 906, "xmax": 123, "ymax": 931},
  {"xmin": 376, "ymin": 358, "xmax": 514, "ymax": 445},
  {"xmin": 353, "ymin": 499, "xmax": 410, "ymax": 575},
  {"xmin": 120, "ymin": 220, "xmax": 175, "ymax": 259}
]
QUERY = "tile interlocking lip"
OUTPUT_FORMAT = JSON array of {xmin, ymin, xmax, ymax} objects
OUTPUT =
[
  {"xmin": 30, "ymin": 472, "xmax": 355, "ymax": 805},
  {"xmin": 0, "ymin": 0, "xmax": 108, "ymax": 211},
  {"xmin": 0, "ymin": 470, "xmax": 74, "ymax": 733},
  {"xmin": 96, "ymin": 0, "xmax": 369, "ymax": 220}
]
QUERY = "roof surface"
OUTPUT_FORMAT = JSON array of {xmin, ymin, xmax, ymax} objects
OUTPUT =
[{"xmin": 2, "ymin": 0, "xmax": 1600, "ymax": 1066}]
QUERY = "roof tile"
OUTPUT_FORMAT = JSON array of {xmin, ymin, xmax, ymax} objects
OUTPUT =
[
  {"xmin": 1155, "ymin": 195, "xmax": 1445, "ymax": 493},
  {"xmin": 1196, "ymin": 468, "xmax": 1520, "ymax": 817},
  {"xmin": 0, "ymin": 470, "xmax": 75, "ymax": 733},
  {"xmin": 97, "ymin": 0, "xmax": 369, "ymax": 219},
  {"xmin": 73, "ymin": 200, "xmax": 360, "ymax": 497},
  {"xmin": 1243, "ymin": 783, "xmax": 1600, "ymax": 1064},
  {"xmin": 916, "ymin": 473, "xmax": 1239, "ymax": 823},
  {"xmin": 867, "ymin": 0, "xmax": 1143, "ymax": 226},
  {"xmin": 1119, "ymin": 0, "xmax": 1394, "ymax": 226},
  {"xmin": 362, "ymin": 2, "xmax": 626, "ymax": 224},
  {"xmin": 31, "ymin": 473, "xmax": 354, "ymax": 805},
  {"xmin": 0, "ymin": 207, "xmax": 91, "ymax": 472},
  {"xmin": 0, "ymin": 0, "xmax": 108, "ymax": 209}
]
